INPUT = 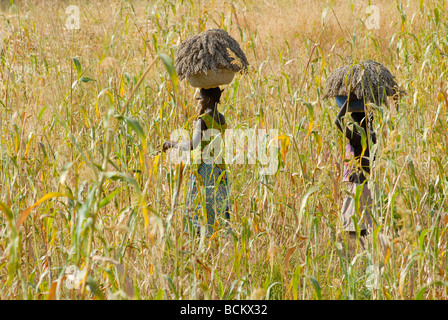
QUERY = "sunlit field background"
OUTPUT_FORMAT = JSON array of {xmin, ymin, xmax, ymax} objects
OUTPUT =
[{"xmin": 0, "ymin": 0, "xmax": 447, "ymax": 300}]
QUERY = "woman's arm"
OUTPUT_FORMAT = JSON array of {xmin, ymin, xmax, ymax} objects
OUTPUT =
[
  {"xmin": 334, "ymin": 101, "xmax": 355, "ymax": 140},
  {"xmin": 162, "ymin": 119, "xmax": 206, "ymax": 152},
  {"xmin": 334, "ymin": 101, "xmax": 347, "ymax": 132}
]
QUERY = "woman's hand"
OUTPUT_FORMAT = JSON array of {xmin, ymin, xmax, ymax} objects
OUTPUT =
[{"xmin": 162, "ymin": 141, "xmax": 173, "ymax": 152}]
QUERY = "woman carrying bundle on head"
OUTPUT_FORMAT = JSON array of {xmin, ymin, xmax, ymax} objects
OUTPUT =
[
  {"xmin": 162, "ymin": 29, "xmax": 249, "ymax": 236},
  {"xmin": 162, "ymin": 87, "xmax": 230, "ymax": 236},
  {"xmin": 325, "ymin": 59, "xmax": 404, "ymax": 241},
  {"xmin": 334, "ymin": 96, "xmax": 376, "ymax": 239}
]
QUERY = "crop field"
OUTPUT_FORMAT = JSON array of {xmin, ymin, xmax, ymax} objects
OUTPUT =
[{"xmin": 0, "ymin": 0, "xmax": 447, "ymax": 300}]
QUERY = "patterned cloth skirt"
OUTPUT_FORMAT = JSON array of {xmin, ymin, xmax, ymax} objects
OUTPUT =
[
  {"xmin": 341, "ymin": 182, "xmax": 373, "ymax": 232},
  {"xmin": 186, "ymin": 163, "xmax": 230, "ymax": 236}
]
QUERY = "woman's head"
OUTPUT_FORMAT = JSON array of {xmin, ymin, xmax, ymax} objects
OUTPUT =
[{"xmin": 197, "ymin": 87, "xmax": 223, "ymax": 109}]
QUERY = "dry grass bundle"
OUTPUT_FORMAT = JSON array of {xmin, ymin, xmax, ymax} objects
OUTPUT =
[
  {"xmin": 324, "ymin": 60, "xmax": 404, "ymax": 104},
  {"xmin": 175, "ymin": 28, "xmax": 249, "ymax": 81}
]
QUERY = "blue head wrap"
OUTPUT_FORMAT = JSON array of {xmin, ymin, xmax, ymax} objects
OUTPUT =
[{"xmin": 335, "ymin": 95, "xmax": 365, "ymax": 112}]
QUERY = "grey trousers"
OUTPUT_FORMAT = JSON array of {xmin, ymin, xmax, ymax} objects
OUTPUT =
[{"xmin": 341, "ymin": 182, "xmax": 373, "ymax": 232}]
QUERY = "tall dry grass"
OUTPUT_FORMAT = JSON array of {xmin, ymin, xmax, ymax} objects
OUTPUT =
[{"xmin": 0, "ymin": 0, "xmax": 447, "ymax": 300}]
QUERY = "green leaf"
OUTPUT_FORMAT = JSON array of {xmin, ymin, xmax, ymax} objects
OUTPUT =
[
  {"xmin": 155, "ymin": 288, "xmax": 164, "ymax": 300},
  {"xmin": 124, "ymin": 117, "xmax": 146, "ymax": 142},
  {"xmin": 0, "ymin": 201, "xmax": 14, "ymax": 222},
  {"xmin": 73, "ymin": 57, "xmax": 82, "ymax": 78},
  {"xmin": 372, "ymin": 225, "xmax": 383, "ymax": 253},
  {"xmin": 434, "ymin": 8, "xmax": 440, "ymax": 25},
  {"xmin": 416, "ymin": 281, "xmax": 448, "ymax": 300},
  {"xmin": 164, "ymin": 275, "xmax": 179, "ymax": 299},
  {"xmin": 266, "ymin": 282, "xmax": 281, "ymax": 299},
  {"xmin": 86, "ymin": 276, "xmax": 105, "ymax": 300},
  {"xmin": 354, "ymin": 182, "xmax": 365, "ymax": 219},
  {"xmin": 296, "ymin": 186, "xmax": 319, "ymax": 231},
  {"xmin": 302, "ymin": 99, "xmax": 314, "ymax": 121},
  {"xmin": 76, "ymin": 187, "xmax": 97, "ymax": 239},
  {"xmin": 218, "ymin": 278, "xmax": 224, "ymax": 298},
  {"xmin": 103, "ymin": 172, "xmax": 141, "ymax": 194},
  {"xmin": 418, "ymin": 229, "xmax": 429, "ymax": 250},
  {"xmin": 306, "ymin": 275, "xmax": 322, "ymax": 300},
  {"xmin": 79, "ymin": 77, "xmax": 96, "ymax": 83},
  {"xmin": 158, "ymin": 53, "xmax": 178, "ymax": 92},
  {"xmin": 38, "ymin": 106, "xmax": 47, "ymax": 121},
  {"xmin": 399, "ymin": 251, "xmax": 422, "ymax": 291},
  {"xmin": 99, "ymin": 188, "xmax": 121, "ymax": 209}
]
